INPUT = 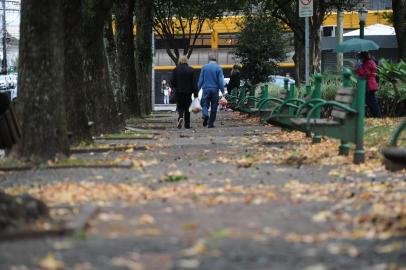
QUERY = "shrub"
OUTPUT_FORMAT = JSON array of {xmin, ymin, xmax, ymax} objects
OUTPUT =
[{"xmin": 377, "ymin": 60, "xmax": 406, "ymax": 116}]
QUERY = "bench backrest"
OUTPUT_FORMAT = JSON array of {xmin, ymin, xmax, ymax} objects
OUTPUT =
[{"xmin": 331, "ymin": 87, "xmax": 355, "ymax": 120}]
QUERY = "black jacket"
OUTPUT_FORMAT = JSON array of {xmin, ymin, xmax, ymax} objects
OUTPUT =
[
  {"xmin": 227, "ymin": 71, "xmax": 241, "ymax": 92},
  {"xmin": 170, "ymin": 63, "xmax": 198, "ymax": 97}
]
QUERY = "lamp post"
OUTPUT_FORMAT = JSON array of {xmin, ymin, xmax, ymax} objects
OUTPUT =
[{"xmin": 358, "ymin": 7, "xmax": 368, "ymax": 39}]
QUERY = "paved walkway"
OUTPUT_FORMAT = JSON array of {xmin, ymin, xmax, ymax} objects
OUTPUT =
[{"xmin": 0, "ymin": 111, "xmax": 405, "ymax": 270}]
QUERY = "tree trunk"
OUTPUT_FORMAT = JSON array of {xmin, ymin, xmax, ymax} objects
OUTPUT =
[
  {"xmin": 392, "ymin": 0, "xmax": 406, "ymax": 61},
  {"xmin": 293, "ymin": 33, "xmax": 305, "ymax": 85},
  {"xmin": 104, "ymin": 10, "xmax": 124, "ymax": 117},
  {"xmin": 135, "ymin": 0, "xmax": 153, "ymax": 115},
  {"xmin": 310, "ymin": 26, "xmax": 322, "ymax": 73},
  {"xmin": 18, "ymin": 0, "xmax": 69, "ymax": 162},
  {"xmin": 63, "ymin": 0, "xmax": 92, "ymax": 144},
  {"xmin": 82, "ymin": 0, "xmax": 120, "ymax": 134},
  {"xmin": 116, "ymin": 0, "xmax": 141, "ymax": 117}
]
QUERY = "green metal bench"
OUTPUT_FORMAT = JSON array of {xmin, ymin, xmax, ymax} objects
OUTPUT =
[
  {"xmin": 225, "ymin": 87, "xmax": 241, "ymax": 108},
  {"xmin": 382, "ymin": 118, "xmax": 406, "ymax": 171},
  {"xmin": 290, "ymin": 69, "xmax": 366, "ymax": 164},
  {"xmin": 266, "ymin": 74, "xmax": 323, "ymax": 140},
  {"xmin": 226, "ymin": 84, "xmax": 251, "ymax": 110},
  {"xmin": 237, "ymin": 84, "xmax": 270, "ymax": 114},
  {"xmin": 257, "ymin": 79, "xmax": 293, "ymax": 123}
]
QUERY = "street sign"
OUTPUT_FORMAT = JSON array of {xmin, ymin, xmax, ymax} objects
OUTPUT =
[{"xmin": 299, "ymin": 0, "xmax": 313, "ymax": 17}]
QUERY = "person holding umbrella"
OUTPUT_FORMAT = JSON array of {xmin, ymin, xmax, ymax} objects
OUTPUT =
[
  {"xmin": 336, "ymin": 38, "xmax": 381, "ymax": 117},
  {"xmin": 355, "ymin": 51, "xmax": 381, "ymax": 118}
]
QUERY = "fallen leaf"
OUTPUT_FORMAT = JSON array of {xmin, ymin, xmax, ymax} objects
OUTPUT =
[
  {"xmin": 375, "ymin": 242, "xmax": 403, "ymax": 253},
  {"xmin": 139, "ymin": 214, "xmax": 155, "ymax": 225},
  {"xmin": 182, "ymin": 239, "xmax": 208, "ymax": 256},
  {"xmin": 111, "ymin": 257, "xmax": 144, "ymax": 270},
  {"xmin": 177, "ymin": 259, "xmax": 200, "ymax": 269},
  {"xmin": 38, "ymin": 253, "xmax": 64, "ymax": 270}
]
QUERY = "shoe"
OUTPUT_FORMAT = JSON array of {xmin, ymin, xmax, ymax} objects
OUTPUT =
[
  {"xmin": 177, "ymin": 118, "xmax": 183, "ymax": 129},
  {"xmin": 208, "ymin": 125, "xmax": 215, "ymax": 128},
  {"xmin": 202, "ymin": 117, "xmax": 208, "ymax": 127},
  {"xmin": 185, "ymin": 126, "xmax": 191, "ymax": 129}
]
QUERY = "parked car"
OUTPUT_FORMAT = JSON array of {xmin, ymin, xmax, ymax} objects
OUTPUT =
[
  {"xmin": 0, "ymin": 73, "xmax": 17, "ymax": 101},
  {"xmin": 0, "ymin": 76, "xmax": 8, "ymax": 90},
  {"xmin": 268, "ymin": 75, "xmax": 295, "ymax": 88}
]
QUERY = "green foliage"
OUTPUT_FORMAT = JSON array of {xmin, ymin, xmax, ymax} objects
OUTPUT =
[
  {"xmin": 164, "ymin": 174, "xmax": 188, "ymax": 182},
  {"xmin": 319, "ymin": 73, "xmax": 342, "ymax": 100},
  {"xmin": 235, "ymin": 12, "xmax": 286, "ymax": 85},
  {"xmin": 378, "ymin": 59, "xmax": 406, "ymax": 85},
  {"xmin": 380, "ymin": 11, "xmax": 394, "ymax": 25},
  {"xmin": 376, "ymin": 82, "xmax": 406, "ymax": 117},
  {"xmin": 378, "ymin": 59, "xmax": 406, "ymax": 116}
]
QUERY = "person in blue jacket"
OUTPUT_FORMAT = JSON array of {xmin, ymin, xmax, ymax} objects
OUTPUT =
[{"xmin": 198, "ymin": 54, "xmax": 224, "ymax": 128}]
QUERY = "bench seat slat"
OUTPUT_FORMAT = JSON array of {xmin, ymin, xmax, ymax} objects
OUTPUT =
[
  {"xmin": 335, "ymin": 95, "xmax": 353, "ymax": 104},
  {"xmin": 331, "ymin": 109, "xmax": 347, "ymax": 119},
  {"xmin": 291, "ymin": 118, "xmax": 341, "ymax": 126},
  {"xmin": 337, "ymin": 87, "xmax": 354, "ymax": 95}
]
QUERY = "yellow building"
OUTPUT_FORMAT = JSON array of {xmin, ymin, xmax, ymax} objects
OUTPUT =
[{"xmin": 154, "ymin": 10, "xmax": 393, "ymax": 70}]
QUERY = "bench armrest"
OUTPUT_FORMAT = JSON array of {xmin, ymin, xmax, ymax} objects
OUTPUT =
[
  {"xmin": 257, "ymin": 97, "xmax": 284, "ymax": 110},
  {"xmin": 271, "ymin": 98, "xmax": 305, "ymax": 115},
  {"xmin": 237, "ymin": 95, "xmax": 259, "ymax": 108},
  {"xmin": 295, "ymin": 98, "xmax": 327, "ymax": 117},
  {"xmin": 390, "ymin": 118, "xmax": 406, "ymax": 146}
]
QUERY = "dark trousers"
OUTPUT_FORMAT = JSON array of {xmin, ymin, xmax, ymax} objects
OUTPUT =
[
  {"xmin": 176, "ymin": 93, "xmax": 192, "ymax": 127},
  {"xmin": 366, "ymin": 90, "xmax": 381, "ymax": 118}
]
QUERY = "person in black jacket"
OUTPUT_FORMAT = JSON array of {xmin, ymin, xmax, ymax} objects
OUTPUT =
[
  {"xmin": 227, "ymin": 65, "xmax": 241, "ymax": 93},
  {"xmin": 171, "ymin": 56, "xmax": 198, "ymax": 129}
]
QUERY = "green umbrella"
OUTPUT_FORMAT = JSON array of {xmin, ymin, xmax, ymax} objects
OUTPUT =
[{"xmin": 335, "ymin": 38, "xmax": 380, "ymax": 53}]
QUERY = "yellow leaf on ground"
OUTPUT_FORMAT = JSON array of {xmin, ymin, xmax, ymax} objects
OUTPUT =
[
  {"xmin": 182, "ymin": 239, "xmax": 208, "ymax": 256},
  {"xmin": 38, "ymin": 253, "xmax": 64, "ymax": 270},
  {"xmin": 139, "ymin": 214, "xmax": 155, "ymax": 225},
  {"xmin": 111, "ymin": 257, "xmax": 144, "ymax": 270},
  {"xmin": 376, "ymin": 242, "xmax": 403, "ymax": 253}
]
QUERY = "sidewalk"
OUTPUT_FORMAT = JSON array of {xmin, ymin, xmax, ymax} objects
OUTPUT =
[{"xmin": 0, "ymin": 111, "xmax": 405, "ymax": 270}]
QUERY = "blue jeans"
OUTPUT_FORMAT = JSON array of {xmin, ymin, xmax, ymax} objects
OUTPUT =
[{"xmin": 201, "ymin": 88, "xmax": 219, "ymax": 127}]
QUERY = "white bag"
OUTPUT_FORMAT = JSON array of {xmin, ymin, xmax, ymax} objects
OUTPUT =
[{"xmin": 189, "ymin": 98, "xmax": 202, "ymax": 113}]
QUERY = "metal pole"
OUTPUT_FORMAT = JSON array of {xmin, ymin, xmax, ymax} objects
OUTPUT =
[
  {"xmin": 151, "ymin": 31, "xmax": 155, "ymax": 110},
  {"xmin": 359, "ymin": 21, "xmax": 365, "ymax": 39},
  {"xmin": 1, "ymin": 0, "xmax": 6, "ymax": 74},
  {"xmin": 336, "ymin": 9, "xmax": 344, "ymax": 73},
  {"xmin": 305, "ymin": 17, "xmax": 309, "ymax": 86}
]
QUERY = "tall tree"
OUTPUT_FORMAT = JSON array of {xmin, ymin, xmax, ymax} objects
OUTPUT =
[
  {"xmin": 82, "ymin": 0, "xmax": 121, "ymax": 133},
  {"xmin": 235, "ymin": 12, "xmax": 286, "ymax": 85},
  {"xmin": 152, "ymin": 0, "xmax": 232, "ymax": 63},
  {"xmin": 63, "ymin": 0, "xmax": 92, "ymax": 144},
  {"xmin": 135, "ymin": 0, "xmax": 153, "ymax": 114},
  {"xmin": 260, "ymin": 0, "xmax": 361, "ymax": 84},
  {"xmin": 115, "ymin": 0, "xmax": 141, "ymax": 116},
  {"xmin": 18, "ymin": 0, "xmax": 69, "ymax": 162},
  {"xmin": 104, "ymin": 9, "xmax": 123, "ymax": 117},
  {"xmin": 392, "ymin": 0, "xmax": 406, "ymax": 61}
]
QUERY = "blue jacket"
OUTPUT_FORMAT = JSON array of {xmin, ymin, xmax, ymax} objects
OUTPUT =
[{"xmin": 198, "ymin": 61, "xmax": 224, "ymax": 93}]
